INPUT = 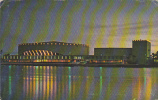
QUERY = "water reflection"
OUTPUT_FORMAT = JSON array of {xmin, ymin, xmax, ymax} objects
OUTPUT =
[{"xmin": 1, "ymin": 66, "xmax": 158, "ymax": 100}]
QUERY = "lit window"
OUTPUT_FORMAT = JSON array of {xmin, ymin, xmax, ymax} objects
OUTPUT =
[
  {"xmin": 17, "ymin": 56, "xmax": 18, "ymax": 59},
  {"xmin": 47, "ymin": 43, "xmax": 49, "ymax": 45},
  {"xmin": 67, "ymin": 44, "xmax": 68, "ymax": 45},
  {"xmin": 58, "ymin": 56, "xmax": 60, "ymax": 59},
  {"xmin": 10, "ymin": 56, "xmax": 12, "ymax": 59},
  {"xmin": 59, "ymin": 43, "xmax": 60, "ymax": 45},
  {"xmin": 20, "ymin": 56, "xmax": 21, "ymax": 59},
  {"xmin": 4, "ymin": 56, "xmax": 5, "ymax": 59},
  {"xmin": 63, "ymin": 43, "xmax": 64, "ymax": 45},
  {"xmin": 62, "ymin": 56, "xmax": 63, "ymax": 59},
  {"xmin": 65, "ymin": 56, "xmax": 67, "ymax": 59},
  {"xmin": 55, "ymin": 43, "xmax": 57, "ymax": 45},
  {"xmin": 51, "ymin": 43, "xmax": 53, "ymax": 45},
  {"xmin": 54, "ymin": 56, "xmax": 56, "ymax": 59},
  {"xmin": 69, "ymin": 56, "xmax": 71, "ymax": 59}
]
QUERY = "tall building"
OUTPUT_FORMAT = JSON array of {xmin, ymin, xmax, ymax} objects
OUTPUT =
[{"xmin": 132, "ymin": 40, "xmax": 151, "ymax": 64}]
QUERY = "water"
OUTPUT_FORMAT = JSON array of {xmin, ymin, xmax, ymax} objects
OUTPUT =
[{"xmin": 1, "ymin": 65, "xmax": 158, "ymax": 100}]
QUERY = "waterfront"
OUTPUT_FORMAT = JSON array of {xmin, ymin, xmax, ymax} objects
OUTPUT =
[{"xmin": 1, "ymin": 65, "xmax": 158, "ymax": 100}]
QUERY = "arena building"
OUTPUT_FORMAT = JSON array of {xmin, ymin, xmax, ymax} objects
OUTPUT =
[{"xmin": 18, "ymin": 41, "xmax": 89, "ymax": 56}]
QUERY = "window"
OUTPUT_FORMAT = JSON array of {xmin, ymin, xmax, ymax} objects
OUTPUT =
[
  {"xmin": 74, "ymin": 56, "xmax": 77, "ymax": 59},
  {"xmin": 54, "ymin": 56, "xmax": 56, "ymax": 59},
  {"xmin": 78, "ymin": 56, "xmax": 81, "ymax": 59},
  {"xmin": 65, "ymin": 56, "xmax": 67, "ymax": 59}
]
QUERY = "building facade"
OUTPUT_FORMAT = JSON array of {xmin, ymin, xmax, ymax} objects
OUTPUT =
[
  {"xmin": 18, "ymin": 41, "xmax": 89, "ymax": 56},
  {"xmin": 94, "ymin": 40, "xmax": 151, "ymax": 64},
  {"xmin": 94, "ymin": 48, "xmax": 132, "ymax": 63},
  {"xmin": 132, "ymin": 40, "xmax": 151, "ymax": 64}
]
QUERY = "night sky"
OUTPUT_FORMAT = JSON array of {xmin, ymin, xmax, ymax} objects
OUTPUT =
[{"xmin": 0, "ymin": 0, "xmax": 158, "ymax": 55}]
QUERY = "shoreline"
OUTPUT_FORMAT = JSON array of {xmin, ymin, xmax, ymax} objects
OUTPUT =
[{"xmin": 1, "ymin": 62, "xmax": 158, "ymax": 67}]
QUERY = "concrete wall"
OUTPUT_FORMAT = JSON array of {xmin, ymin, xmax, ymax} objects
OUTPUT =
[
  {"xmin": 18, "ymin": 41, "xmax": 89, "ymax": 55},
  {"xmin": 132, "ymin": 40, "xmax": 151, "ymax": 64}
]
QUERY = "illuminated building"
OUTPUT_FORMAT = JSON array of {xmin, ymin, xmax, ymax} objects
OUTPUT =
[
  {"xmin": 18, "ymin": 41, "xmax": 89, "ymax": 56},
  {"xmin": 2, "ymin": 40, "xmax": 152, "ymax": 65}
]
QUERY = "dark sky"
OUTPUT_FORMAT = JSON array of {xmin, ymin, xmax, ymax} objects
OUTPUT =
[{"xmin": 0, "ymin": 0, "xmax": 158, "ymax": 55}]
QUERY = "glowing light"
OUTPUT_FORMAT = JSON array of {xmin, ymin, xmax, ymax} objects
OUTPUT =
[{"xmin": 9, "ymin": 65, "xmax": 11, "ymax": 95}]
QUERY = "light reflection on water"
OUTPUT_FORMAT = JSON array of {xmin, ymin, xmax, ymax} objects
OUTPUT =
[{"xmin": 1, "ymin": 65, "xmax": 158, "ymax": 100}]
